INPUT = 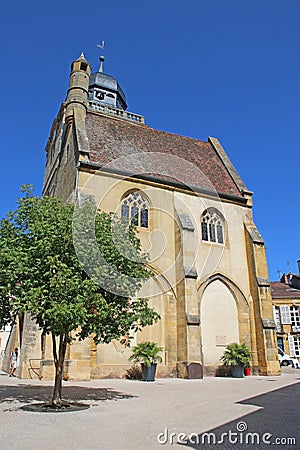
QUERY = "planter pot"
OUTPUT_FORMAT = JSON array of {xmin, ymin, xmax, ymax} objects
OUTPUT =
[
  {"xmin": 231, "ymin": 362, "xmax": 244, "ymax": 378},
  {"xmin": 141, "ymin": 363, "xmax": 157, "ymax": 382},
  {"xmin": 244, "ymin": 367, "xmax": 251, "ymax": 376}
]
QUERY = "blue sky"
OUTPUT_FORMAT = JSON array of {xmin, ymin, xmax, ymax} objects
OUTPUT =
[{"xmin": 0, "ymin": 0, "xmax": 299, "ymax": 280}]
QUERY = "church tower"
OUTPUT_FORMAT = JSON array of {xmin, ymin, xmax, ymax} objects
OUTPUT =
[{"xmin": 43, "ymin": 51, "xmax": 144, "ymax": 201}]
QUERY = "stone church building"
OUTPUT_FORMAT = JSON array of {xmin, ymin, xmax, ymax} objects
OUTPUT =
[{"xmin": 4, "ymin": 53, "xmax": 280, "ymax": 379}]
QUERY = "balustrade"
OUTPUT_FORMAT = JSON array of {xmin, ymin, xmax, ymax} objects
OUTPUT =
[{"xmin": 88, "ymin": 101, "xmax": 145, "ymax": 124}]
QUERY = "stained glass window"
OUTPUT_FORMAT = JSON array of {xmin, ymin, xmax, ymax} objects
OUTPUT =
[
  {"xmin": 121, "ymin": 192, "xmax": 149, "ymax": 228},
  {"xmin": 201, "ymin": 209, "xmax": 224, "ymax": 244},
  {"xmin": 216, "ymin": 222, "xmax": 224, "ymax": 244},
  {"xmin": 209, "ymin": 222, "xmax": 216, "ymax": 242},
  {"xmin": 201, "ymin": 221, "xmax": 208, "ymax": 241}
]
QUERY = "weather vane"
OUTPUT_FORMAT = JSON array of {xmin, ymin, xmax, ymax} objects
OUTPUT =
[
  {"xmin": 97, "ymin": 40, "xmax": 105, "ymax": 50},
  {"xmin": 97, "ymin": 41, "xmax": 105, "ymax": 72}
]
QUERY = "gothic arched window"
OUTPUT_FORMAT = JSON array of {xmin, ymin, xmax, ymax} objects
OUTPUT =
[
  {"xmin": 201, "ymin": 209, "xmax": 224, "ymax": 244},
  {"xmin": 121, "ymin": 192, "xmax": 149, "ymax": 228}
]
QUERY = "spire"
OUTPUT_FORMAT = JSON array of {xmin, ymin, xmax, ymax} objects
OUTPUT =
[
  {"xmin": 78, "ymin": 52, "xmax": 87, "ymax": 61},
  {"xmin": 99, "ymin": 55, "xmax": 105, "ymax": 73}
]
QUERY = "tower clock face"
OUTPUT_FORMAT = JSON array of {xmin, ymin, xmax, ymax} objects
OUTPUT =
[{"xmin": 95, "ymin": 91, "xmax": 105, "ymax": 100}]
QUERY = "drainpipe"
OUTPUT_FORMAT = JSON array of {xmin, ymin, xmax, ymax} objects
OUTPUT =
[{"xmin": 74, "ymin": 161, "xmax": 81, "ymax": 204}]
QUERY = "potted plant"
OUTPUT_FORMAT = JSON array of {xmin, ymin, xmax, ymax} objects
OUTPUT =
[
  {"xmin": 128, "ymin": 341, "xmax": 163, "ymax": 382},
  {"xmin": 220, "ymin": 343, "xmax": 251, "ymax": 378}
]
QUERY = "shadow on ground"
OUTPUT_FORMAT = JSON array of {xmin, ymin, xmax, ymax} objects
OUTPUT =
[
  {"xmin": 177, "ymin": 381, "xmax": 300, "ymax": 449},
  {"xmin": 0, "ymin": 383, "xmax": 136, "ymax": 408}
]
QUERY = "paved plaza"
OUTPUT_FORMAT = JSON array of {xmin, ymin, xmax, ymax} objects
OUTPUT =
[{"xmin": 0, "ymin": 369, "xmax": 299, "ymax": 449}]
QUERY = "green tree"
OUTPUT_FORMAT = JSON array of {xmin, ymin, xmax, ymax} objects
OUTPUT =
[{"xmin": 0, "ymin": 186, "xmax": 159, "ymax": 407}]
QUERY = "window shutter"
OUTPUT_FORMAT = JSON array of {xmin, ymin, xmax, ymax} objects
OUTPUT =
[
  {"xmin": 273, "ymin": 306, "xmax": 281, "ymax": 332},
  {"xmin": 280, "ymin": 305, "xmax": 291, "ymax": 324},
  {"xmin": 288, "ymin": 336, "xmax": 296, "ymax": 357}
]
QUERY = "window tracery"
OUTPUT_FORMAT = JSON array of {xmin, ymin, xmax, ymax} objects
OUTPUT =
[
  {"xmin": 121, "ymin": 192, "xmax": 149, "ymax": 228},
  {"xmin": 201, "ymin": 209, "xmax": 224, "ymax": 244}
]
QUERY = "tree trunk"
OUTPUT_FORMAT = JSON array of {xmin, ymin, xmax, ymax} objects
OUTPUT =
[{"xmin": 51, "ymin": 332, "xmax": 68, "ymax": 407}]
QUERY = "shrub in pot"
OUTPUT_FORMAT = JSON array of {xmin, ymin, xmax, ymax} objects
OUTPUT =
[
  {"xmin": 220, "ymin": 343, "xmax": 251, "ymax": 378},
  {"xmin": 128, "ymin": 341, "xmax": 163, "ymax": 381}
]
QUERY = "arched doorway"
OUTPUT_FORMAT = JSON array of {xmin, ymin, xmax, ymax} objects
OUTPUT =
[{"xmin": 200, "ymin": 279, "xmax": 239, "ymax": 370}]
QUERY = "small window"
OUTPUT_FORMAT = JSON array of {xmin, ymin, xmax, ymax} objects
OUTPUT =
[
  {"xmin": 290, "ymin": 306, "xmax": 300, "ymax": 329},
  {"xmin": 216, "ymin": 222, "xmax": 223, "ymax": 243},
  {"xmin": 121, "ymin": 202, "xmax": 129, "ymax": 220},
  {"xmin": 209, "ymin": 222, "xmax": 216, "ymax": 242},
  {"xmin": 201, "ymin": 209, "xmax": 224, "ymax": 244},
  {"xmin": 80, "ymin": 62, "xmax": 88, "ymax": 71},
  {"xmin": 96, "ymin": 91, "xmax": 105, "ymax": 100},
  {"xmin": 280, "ymin": 305, "xmax": 291, "ymax": 324},
  {"xmin": 277, "ymin": 337, "xmax": 284, "ymax": 352},
  {"xmin": 201, "ymin": 221, "xmax": 208, "ymax": 241},
  {"xmin": 120, "ymin": 192, "xmax": 149, "ymax": 228},
  {"xmin": 140, "ymin": 208, "xmax": 148, "ymax": 228},
  {"xmin": 292, "ymin": 336, "xmax": 300, "ymax": 357},
  {"xmin": 273, "ymin": 305, "xmax": 282, "ymax": 332}
]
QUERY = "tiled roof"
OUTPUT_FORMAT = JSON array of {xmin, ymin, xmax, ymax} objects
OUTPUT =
[
  {"xmin": 85, "ymin": 112, "xmax": 244, "ymax": 199},
  {"xmin": 270, "ymin": 281, "xmax": 300, "ymax": 299}
]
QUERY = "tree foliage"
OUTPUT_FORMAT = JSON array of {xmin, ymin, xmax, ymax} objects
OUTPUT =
[{"xmin": 0, "ymin": 186, "xmax": 160, "ymax": 405}]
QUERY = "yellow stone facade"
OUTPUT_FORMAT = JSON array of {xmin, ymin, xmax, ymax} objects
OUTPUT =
[
  {"xmin": 271, "ymin": 273, "xmax": 300, "ymax": 364},
  {"xmin": 3, "ymin": 53, "xmax": 280, "ymax": 379}
]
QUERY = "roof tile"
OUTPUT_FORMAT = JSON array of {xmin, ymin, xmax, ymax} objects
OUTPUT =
[
  {"xmin": 86, "ymin": 112, "xmax": 243, "ymax": 198},
  {"xmin": 270, "ymin": 281, "xmax": 300, "ymax": 299}
]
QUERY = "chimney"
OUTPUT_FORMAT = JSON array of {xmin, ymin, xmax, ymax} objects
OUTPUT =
[{"xmin": 281, "ymin": 274, "xmax": 287, "ymax": 284}]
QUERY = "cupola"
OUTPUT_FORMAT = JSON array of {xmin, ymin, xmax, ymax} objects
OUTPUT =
[{"xmin": 88, "ymin": 56, "xmax": 127, "ymax": 111}]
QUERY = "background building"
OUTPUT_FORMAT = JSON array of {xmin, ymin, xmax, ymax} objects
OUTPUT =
[
  {"xmin": 4, "ymin": 53, "xmax": 280, "ymax": 379},
  {"xmin": 271, "ymin": 261, "xmax": 300, "ymax": 361}
]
